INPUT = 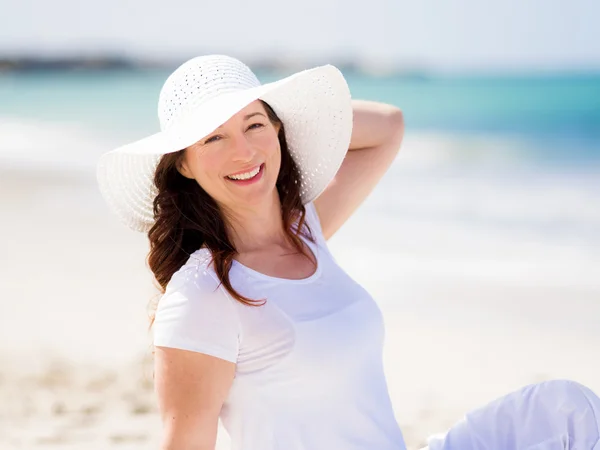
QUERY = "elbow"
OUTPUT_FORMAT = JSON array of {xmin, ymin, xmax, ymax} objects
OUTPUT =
[
  {"xmin": 386, "ymin": 107, "xmax": 405, "ymax": 151},
  {"xmin": 388, "ymin": 106, "xmax": 404, "ymax": 133}
]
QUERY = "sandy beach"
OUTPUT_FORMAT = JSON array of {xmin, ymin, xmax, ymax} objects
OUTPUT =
[{"xmin": 2, "ymin": 150, "xmax": 600, "ymax": 449}]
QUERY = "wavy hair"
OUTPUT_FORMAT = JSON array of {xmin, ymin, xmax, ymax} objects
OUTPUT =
[{"xmin": 146, "ymin": 101, "xmax": 313, "ymax": 322}]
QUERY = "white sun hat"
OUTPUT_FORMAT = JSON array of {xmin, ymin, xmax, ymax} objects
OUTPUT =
[{"xmin": 96, "ymin": 54, "xmax": 353, "ymax": 232}]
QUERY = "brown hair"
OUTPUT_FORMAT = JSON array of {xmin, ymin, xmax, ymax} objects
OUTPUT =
[{"xmin": 146, "ymin": 101, "xmax": 313, "ymax": 319}]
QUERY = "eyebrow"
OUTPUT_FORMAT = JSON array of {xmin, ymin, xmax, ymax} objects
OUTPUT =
[
  {"xmin": 213, "ymin": 112, "xmax": 267, "ymax": 132},
  {"xmin": 243, "ymin": 112, "xmax": 267, "ymax": 120}
]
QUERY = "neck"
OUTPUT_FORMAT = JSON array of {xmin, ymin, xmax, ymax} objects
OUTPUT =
[{"xmin": 221, "ymin": 191, "xmax": 288, "ymax": 253}]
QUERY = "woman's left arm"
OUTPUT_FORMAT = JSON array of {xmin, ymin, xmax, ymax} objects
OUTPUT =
[{"xmin": 314, "ymin": 99, "xmax": 404, "ymax": 240}]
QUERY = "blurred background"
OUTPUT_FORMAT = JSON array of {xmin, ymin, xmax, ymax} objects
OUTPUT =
[{"xmin": 1, "ymin": 0, "xmax": 599, "ymax": 449}]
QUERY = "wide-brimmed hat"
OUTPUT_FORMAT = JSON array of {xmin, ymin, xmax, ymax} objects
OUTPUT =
[{"xmin": 96, "ymin": 54, "xmax": 353, "ymax": 232}]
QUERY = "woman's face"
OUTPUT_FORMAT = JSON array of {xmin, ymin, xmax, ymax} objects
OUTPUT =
[{"xmin": 178, "ymin": 100, "xmax": 282, "ymax": 212}]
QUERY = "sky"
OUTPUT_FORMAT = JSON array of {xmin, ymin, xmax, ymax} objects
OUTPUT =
[{"xmin": 1, "ymin": 0, "xmax": 599, "ymax": 73}]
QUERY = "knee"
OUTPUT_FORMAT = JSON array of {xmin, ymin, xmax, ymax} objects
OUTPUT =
[
  {"xmin": 534, "ymin": 378, "xmax": 584, "ymax": 391},
  {"xmin": 431, "ymin": 380, "xmax": 600, "ymax": 450},
  {"xmin": 531, "ymin": 379, "xmax": 597, "ymax": 401},
  {"xmin": 525, "ymin": 379, "xmax": 600, "ymax": 423},
  {"xmin": 527, "ymin": 379, "xmax": 587, "ymax": 401}
]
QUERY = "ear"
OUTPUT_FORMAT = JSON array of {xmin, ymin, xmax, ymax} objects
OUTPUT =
[{"xmin": 176, "ymin": 153, "xmax": 195, "ymax": 179}]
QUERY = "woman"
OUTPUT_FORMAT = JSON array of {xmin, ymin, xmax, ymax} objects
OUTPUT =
[{"xmin": 97, "ymin": 55, "xmax": 600, "ymax": 450}]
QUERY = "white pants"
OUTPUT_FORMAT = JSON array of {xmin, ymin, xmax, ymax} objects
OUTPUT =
[{"xmin": 426, "ymin": 380, "xmax": 600, "ymax": 450}]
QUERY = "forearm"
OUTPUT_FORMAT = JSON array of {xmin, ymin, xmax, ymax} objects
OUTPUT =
[
  {"xmin": 349, "ymin": 99, "xmax": 404, "ymax": 151},
  {"xmin": 313, "ymin": 99, "xmax": 404, "ymax": 238}
]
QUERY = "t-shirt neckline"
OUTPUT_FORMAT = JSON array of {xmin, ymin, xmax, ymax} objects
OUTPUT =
[{"xmin": 231, "ymin": 234, "xmax": 322, "ymax": 284}]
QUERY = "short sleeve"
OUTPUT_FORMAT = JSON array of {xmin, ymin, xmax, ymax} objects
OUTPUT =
[{"xmin": 152, "ymin": 266, "xmax": 242, "ymax": 363}]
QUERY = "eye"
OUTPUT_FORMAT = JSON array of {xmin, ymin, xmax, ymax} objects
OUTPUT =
[
  {"xmin": 247, "ymin": 122, "xmax": 265, "ymax": 131},
  {"xmin": 204, "ymin": 135, "xmax": 222, "ymax": 144}
]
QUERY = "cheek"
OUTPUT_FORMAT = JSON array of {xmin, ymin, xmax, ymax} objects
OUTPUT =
[
  {"xmin": 188, "ymin": 149, "xmax": 224, "ymax": 187},
  {"xmin": 261, "ymin": 133, "xmax": 281, "ymax": 162},
  {"xmin": 198, "ymin": 153, "xmax": 222, "ymax": 176}
]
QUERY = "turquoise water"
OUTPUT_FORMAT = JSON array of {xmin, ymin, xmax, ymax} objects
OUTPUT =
[
  {"xmin": 1, "ymin": 69, "xmax": 598, "ymax": 261},
  {"xmin": 1, "ymin": 69, "xmax": 599, "ymax": 167}
]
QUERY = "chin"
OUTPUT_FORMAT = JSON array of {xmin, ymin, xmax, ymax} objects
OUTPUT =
[
  {"xmin": 243, "ymin": 184, "xmax": 279, "ymax": 207},
  {"xmin": 223, "ymin": 181, "xmax": 277, "ymax": 211}
]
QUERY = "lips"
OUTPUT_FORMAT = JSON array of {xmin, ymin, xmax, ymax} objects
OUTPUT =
[
  {"xmin": 226, "ymin": 164, "xmax": 262, "ymax": 181},
  {"xmin": 225, "ymin": 163, "xmax": 265, "ymax": 185}
]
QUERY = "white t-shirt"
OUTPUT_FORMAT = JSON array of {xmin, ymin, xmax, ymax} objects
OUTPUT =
[{"xmin": 153, "ymin": 203, "xmax": 406, "ymax": 450}]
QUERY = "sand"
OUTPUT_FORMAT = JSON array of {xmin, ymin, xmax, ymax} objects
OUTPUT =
[{"xmin": 2, "ymin": 164, "xmax": 599, "ymax": 450}]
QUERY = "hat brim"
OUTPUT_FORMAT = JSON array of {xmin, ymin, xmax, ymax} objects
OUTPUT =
[{"xmin": 96, "ymin": 64, "xmax": 352, "ymax": 232}]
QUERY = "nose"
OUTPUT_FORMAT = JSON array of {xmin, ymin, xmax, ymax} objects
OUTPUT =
[{"xmin": 230, "ymin": 133, "xmax": 257, "ymax": 163}]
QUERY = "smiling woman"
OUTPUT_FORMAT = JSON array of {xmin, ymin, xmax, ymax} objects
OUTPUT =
[
  {"xmin": 95, "ymin": 55, "xmax": 600, "ymax": 450},
  {"xmin": 147, "ymin": 98, "xmax": 312, "ymax": 305}
]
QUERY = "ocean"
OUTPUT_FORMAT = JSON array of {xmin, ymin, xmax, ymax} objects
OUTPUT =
[
  {"xmin": 1, "ymin": 69, "xmax": 599, "ymax": 167},
  {"xmin": 1, "ymin": 69, "xmax": 599, "ymax": 319}
]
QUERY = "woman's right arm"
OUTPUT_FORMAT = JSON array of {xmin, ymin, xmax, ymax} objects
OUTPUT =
[
  {"xmin": 151, "ymin": 266, "xmax": 243, "ymax": 450},
  {"xmin": 154, "ymin": 346, "xmax": 236, "ymax": 450}
]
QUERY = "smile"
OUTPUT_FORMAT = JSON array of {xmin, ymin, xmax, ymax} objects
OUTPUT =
[{"xmin": 225, "ymin": 164, "xmax": 265, "ymax": 184}]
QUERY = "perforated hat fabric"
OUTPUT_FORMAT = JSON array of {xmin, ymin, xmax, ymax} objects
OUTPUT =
[{"xmin": 96, "ymin": 55, "xmax": 353, "ymax": 232}]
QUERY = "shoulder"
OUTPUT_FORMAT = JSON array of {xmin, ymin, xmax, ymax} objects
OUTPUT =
[
  {"xmin": 304, "ymin": 201, "xmax": 321, "ymax": 229},
  {"xmin": 303, "ymin": 201, "xmax": 324, "ymax": 241},
  {"xmin": 159, "ymin": 247, "xmax": 235, "ymax": 314},
  {"xmin": 163, "ymin": 247, "xmax": 221, "ymax": 296},
  {"xmin": 153, "ymin": 248, "xmax": 242, "ymax": 363}
]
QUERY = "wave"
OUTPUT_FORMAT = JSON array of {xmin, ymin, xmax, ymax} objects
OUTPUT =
[
  {"xmin": 2, "ymin": 116, "xmax": 598, "ymax": 247},
  {"xmin": 0, "ymin": 116, "xmax": 122, "ymax": 173}
]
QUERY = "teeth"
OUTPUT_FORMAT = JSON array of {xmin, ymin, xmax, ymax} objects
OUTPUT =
[{"xmin": 227, "ymin": 165, "xmax": 261, "ymax": 180}]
